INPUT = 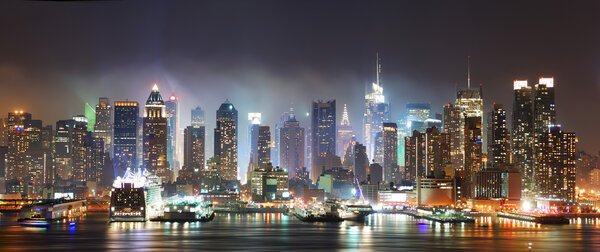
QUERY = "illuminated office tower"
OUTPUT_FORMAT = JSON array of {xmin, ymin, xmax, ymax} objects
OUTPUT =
[
  {"xmin": 535, "ymin": 125, "xmax": 576, "ymax": 201},
  {"xmin": 143, "ymin": 84, "xmax": 170, "ymax": 182},
  {"xmin": 279, "ymin": 111, "xmax": 305, "ymax": 179},
  {"xmin": 382, "ymin": 123, "xmax": 398, "ymax": 182},
  {"xmin": 406, "ymin": 103, "xmax": 431, "ymax": 133},
  {"xmin": 165, "ymin": 94, "xmax": 179, "ymax": 172},
  {"xmin": 94, "ymin": 97, "xmax": 113, "ymax": 154},
  {"xmin": 533, "ymin": 77, "xmax": 556, "ymax": 136},
  {"xmin": 337, "ymin": 104, "xmax": 354, "ymax": 159},
  {"xmin": 113, "ymin": 101, "xmax": 138, "ymax": 177},
  {"xmin": 487, "ymin": 103, "xmax": 510, "ymax": 168},
  {"xmin": 85, "ymin": 136, "xmax": 104, "ymax": 184},
  {"xmin": 533, "ymin": 77, "xmax": 557, "ymax": 189},
  {"xmin": 425, "ymin": 126, "xmax": 451, "ymax": 179},
  {"xmin": 23, "ymin": 119, "xmax": 45, "ymax": 189},
  {"xmin": 71, "ymin": 122, "xmax": 89, "ymax": 182},
  {"xmin": 353, "ymin": 142, "xmax": 369, "ymax": 183},
  {"xmin": 84, "ymin": 103, "xmax": 96, "ymax": 132},
  {"xmin": 214, "ymin": 100, "xmax": 238, "ymax": 181},
  {"xmin": 463, "ymin": 116, "xmax": 483, "ymax": 199},
  {"xmin": 311, "ymin": 100, "xmax": 336, "ymax": 182},
  {"xmin": 182, "ymin": 125, "xmax": 205, "ymax": 184},
  {"xmin": 191, "ymin": 106, "xmax": 205, "ymax": 127},
  {"xmin": 364, "ymin": 52, "xmax": 390, "ymax": 162},
  {"xmin": 55, "ymin": 119, "xmax": 75, "ymax": 180},
  {"xmin": 512, "ymin": 80, "xmax": 534, "ymax": 191},
  {"xmin": 248, "ymin": 112, "xmax": 261, "ymax": 168},
  {"xmin": 404, "ymin": 130, "xmax": 425, "ymax": 184},
  {"xmin": 7, "ymin": 111, "xmax": 32, "ymax": 181},
  {"xmin": 257, "ymin": 126, "xmax": 271, "ymax": 169},
  {"xmin": 443, "ymin": 103, "xmax": 462, "ymax": 171}
]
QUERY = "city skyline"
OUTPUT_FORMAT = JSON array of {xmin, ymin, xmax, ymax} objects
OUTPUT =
[
  {"xmin": 2, "ymin": 1, "xmax": 600, "ymax": 250},
  {"xmin": 0, "ymin": 1, "xmax": 598, "ymax": 156}
]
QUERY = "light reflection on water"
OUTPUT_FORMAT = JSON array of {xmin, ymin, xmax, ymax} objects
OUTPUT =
[{"xmin": 1, "ymin": 213, "xmax": 600, "ymax": 251}]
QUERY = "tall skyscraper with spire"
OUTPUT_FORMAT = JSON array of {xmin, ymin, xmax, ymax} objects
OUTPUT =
[
  {"xmin": 454, "ymin": 57, "xmax": 483, "ymax": 172},
  {"xmin": 165, "ymin": 94, "xmax": 179, "ymax": 174},
  {"xmin": 364, "ymin": 52, "xmax": 390, "ymax": 163},
  {"xmin": 143, "ymin": 84, "xmax": 170, "ymax": 182},
  {"xmin": 214, "ymin": 100, "xmax": 238, "ymax": 181},
  {"xmin": 337, "ymin": 104, "xmax": 353, "ymax": 159}
]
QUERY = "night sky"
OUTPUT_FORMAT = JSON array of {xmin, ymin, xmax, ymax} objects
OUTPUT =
[{"xmin": 1, "ymin": 0, "xmax": 599, "ymax": 176}]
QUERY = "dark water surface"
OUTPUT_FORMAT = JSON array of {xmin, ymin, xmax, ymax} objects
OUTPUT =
[{"xmin": 1, "ymin": 213, "xmax": 600, "ymax": 251}]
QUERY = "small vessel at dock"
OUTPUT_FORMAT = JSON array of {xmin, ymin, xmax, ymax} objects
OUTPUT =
[
  {"xmin": 18, "ymin": 215, "xmax": 50, "ymax": 227},
  {"xmin": 150, "ymin": 196, "xmax": 215, "ymax": 222}
]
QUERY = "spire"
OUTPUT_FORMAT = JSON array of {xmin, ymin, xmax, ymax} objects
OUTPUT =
[
  {"xmin": 289, "ymin": 106, "xmax": 295, "ymax": 120},
  {"xmin": 341, "ymin": 104, "xmax": 350, "ymax": 126},
  {"xmin": 152, "ymin": 83, "xmax": 159, "ymax": 91},
  {"xmin": 376, "ymin": 52, "xmax": 381, "ymax": 87},
  {"xmin": 467, "ymin": 56, "xmax": 471, "ymax": 89}
]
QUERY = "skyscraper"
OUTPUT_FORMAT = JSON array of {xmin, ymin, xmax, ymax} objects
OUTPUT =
[
  {"xmin": 311, "ymin": 100, "xmax": 336, "ymax": 182},
  {"xmin": 273, "ymin": 110, "xmax": 291, "ymax": 168},
  {"xmin": 279, "ymin": 111, "xmax": 305, "ymax": 179},
  {"xmin": 463, "ymin": 116, "xmax": 483, "ymax": 199},
  {"xmin": 337, "ymin": 104, "xmax": 354, "ymax": 159},
  {"xmin": 535, "ymin": 125, "xmax": 576, "ymax": 202},
  {"xmin": 71, "ymin": 123, "xmax": 89, "ymax": 182},
  {"xmin": 383, "ymin": 122, "xmax": 398, "ymax": 182},
  {"xmin": 214, "ymin": 100, "xmax": 238, "ymax": 181},
  {"xmin": 404, "ymin": 130, "xmax": 425, "ymax": 184},
  {"xmin": 0, "ymin": 117, "xmax": 8, "ymax": 146},
  {"xmin": 443, "ymin": 103, "xmax": 463, "ymax": 171},
  {"xmin": 85, "ymin": 136, "xmax": 105, "ymax": 185},
  {"xmin": 364, "ymin": 52, "xmax": 390, "ymax": 163},
  {"xmin": 7, "ymin": 111, "xmax": 32, "ymax": 181},
  {"xmin": 191, "ymin": 106, "xmax": 205, "ymax": 127},
  {"xmin": 488, "ymin": 103, "xmax": 510, "ymax": 168},
  {"xmin": 353, "ymin": 142, "xmax": 369, "ymax": 183},
  {"xmin": 84, "ymin": 102, "xmax": 96, "ymax": 132},
  {"xmin": 248, "ymin": 112, "xmax": 261, "ymax": 169},
  {"xmin": 143, "ymin": 84, "xmax": 170, "ymax": 182},
  {"xmin": 533, "ymin": 77, "xmax": 556, "ymax": 136},
  {"xmin": 182, "ymin": 125, "xmax": 205, "ymax": 184},
  {"xmin": 512, "ymin": 80, "xmax": 534, "ymax": 191},
  {"xmin": 406, "ymin": 103, "xmax": 431, "ymax": 133},
  {"xmin": 94, "ymin": 97, "xmax": 112, "ymax": 154},
  {"xmin": 55, "ymin": 119, "xmax": 75, "ymax": 180},
  {"xmin": 425, "ymin": 126, "xmax": 451, "ymax": 179},
  {"xmin": 165, "ymin": 94, "xmax": 179, "ymax": 173},
  {"xmin": 257, "ymin": 126, "xmax": 271, "ymax": 169},
  {"xmin": 113, "ymin": 101, "xmax": 138, "ymax": 177}
]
